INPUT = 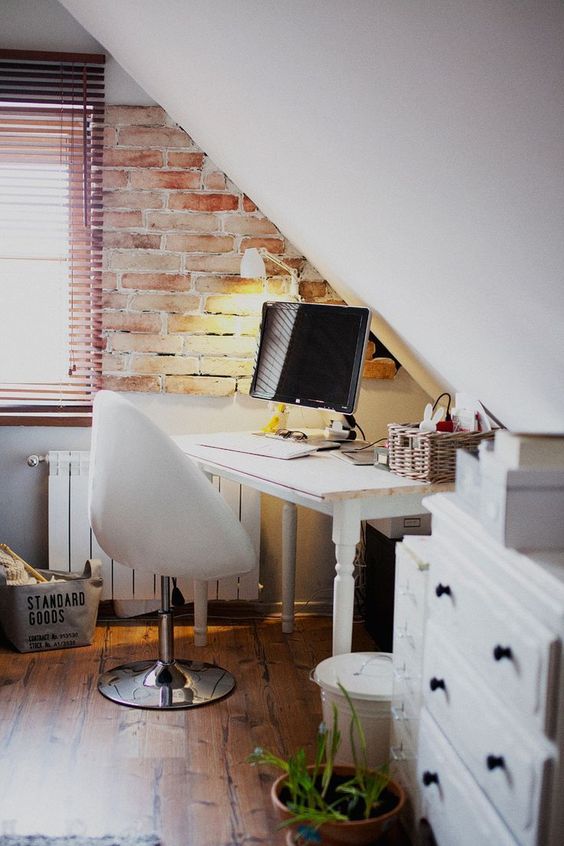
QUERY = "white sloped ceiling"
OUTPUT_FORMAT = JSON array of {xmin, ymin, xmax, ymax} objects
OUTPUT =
[{"xmin": 59, "ymin": 0, "xmax": 564, "ymax": 431}]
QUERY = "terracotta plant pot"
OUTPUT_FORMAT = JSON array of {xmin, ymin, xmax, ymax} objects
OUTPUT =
[{"xmin": 270, "ymin": 765, "xmax": 406, "ymax": 846}]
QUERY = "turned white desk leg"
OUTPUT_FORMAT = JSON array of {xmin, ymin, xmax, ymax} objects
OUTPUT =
[
  {"xmin": 332, "ymin": 499, "xmax": 362, "ymax": 656},
  {"xmin": 281, "ymin": 501, "xmax": 298, "ymax": 633}
]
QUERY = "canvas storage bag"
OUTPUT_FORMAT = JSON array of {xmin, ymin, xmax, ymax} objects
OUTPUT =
[{"xmin": 0, "ymin": 559, "xmax": 103, "ymax": 652}]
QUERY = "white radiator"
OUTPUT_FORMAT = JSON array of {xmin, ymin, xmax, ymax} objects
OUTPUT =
[{"xmin": 47, "ymin": 450, "xmax": 260, "ymax": 602}]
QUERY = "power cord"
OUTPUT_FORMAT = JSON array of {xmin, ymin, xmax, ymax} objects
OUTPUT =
[
  {"xmin": 343, "ymin": 436, "xmax": 387, "ymax": 454},
  {"xmin": 432, "ymin": 392, "xmax": 452, "ymax": 420},
  {"xmin": 431, "ymin": 392, "xmax": 505, "ymax": 431},
  {"xmin": 344, "ymin": 413, "xmax": 366, "ymax": 440}
]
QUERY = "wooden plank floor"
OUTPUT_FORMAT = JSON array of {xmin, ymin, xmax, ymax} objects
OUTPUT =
[{"xmin": 0, "ymin": 614, "xmax": 404, "ymax": 846}]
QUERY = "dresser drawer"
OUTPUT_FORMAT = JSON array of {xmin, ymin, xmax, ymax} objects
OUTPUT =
[
  {"xmin": 393, "ymin": 540, "xmax": 429, "ymax": 671},
  {"xmin": 392, "ymin": 619, "xmax": 424, "ymax": 679},
  {"xmin": 425, "ymin": 549, "xmax": 462, "ymax": 632},
  {"xmin": 390, "ymin": 740, "xmax": 420, "ymax": 846},
  {"xmin": 391, "ymin": 716, "xmax": 419, "ymax": 812},
  {"xmin": 423, "ymin": 623, "xmax": 554, "ymax": 846},
  {"xmin": 391, "ymin": 669, "xmax": 421, "ymax": 748},
  {"xmin": 394, "ymin": 543, "xmax": 428, "ymax": 640},
  {"xmin": 395, "ymin": 540, "xmax": 429, "ymax": 613},
  {"xmin": 395, "ymin": 565, "xmax": 428, "ymax": 613},
  {"xmin": 393, "ymin": 639, "xmax": 425, "ymax": 699},
  {"xmin": 417, "ymin": 710, "xmax": 519, "ymax": 846},
  {"xmin": 391, "ymin": 715, "xmax": 418, "ymax": 768},
  {"xmin": 428, "ymin": 542, "xmax": 560, "ymax": 736}
]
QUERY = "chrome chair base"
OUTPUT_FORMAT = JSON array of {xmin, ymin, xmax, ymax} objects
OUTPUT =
[{"xmin": 98, "ymin": 658, "xmax": 236, "ymax": 709}]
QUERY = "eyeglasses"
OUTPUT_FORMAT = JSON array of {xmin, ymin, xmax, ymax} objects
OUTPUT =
[{"xmin": 276, "ymin": 429, "xmax": 308, "ymax": 441}]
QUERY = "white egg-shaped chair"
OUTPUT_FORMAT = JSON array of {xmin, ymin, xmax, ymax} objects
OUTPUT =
[{"xmin": 89, "ymin": 390, "xmax": 256, "ymax": 709}]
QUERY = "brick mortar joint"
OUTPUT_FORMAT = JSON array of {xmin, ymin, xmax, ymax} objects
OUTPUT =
[{"xmin": 100, "ymin": 105, "xmax": 329, "ymax": 395}]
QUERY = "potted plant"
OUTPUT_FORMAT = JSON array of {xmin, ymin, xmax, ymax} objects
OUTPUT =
[{"xmin": 248, "ymin": 684, "xmax": 405, "ymax": 845}]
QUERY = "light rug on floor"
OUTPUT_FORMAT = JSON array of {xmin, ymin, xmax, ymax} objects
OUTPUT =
[{"xmin": 0, "ymin": 836, "xmax": 160, "ymax": 846}]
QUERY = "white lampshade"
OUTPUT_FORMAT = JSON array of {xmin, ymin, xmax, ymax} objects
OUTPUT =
[{"xmin": 240, "ymin": 247, "xmax": 266, "ymax": 278}]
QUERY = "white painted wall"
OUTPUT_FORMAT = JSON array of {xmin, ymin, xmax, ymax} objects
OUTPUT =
[
  {"xmin": 0, "ymin": 373, "xmax": 431, "ymax": 601},
  {"xmin": 0, "ymin": 0, "xmax": 154, "ymax": 105},
  {"xmin": 0, "ymin": 0, "xmax": 434, "ymax": 601},
  {"xmin": 58, "ymin": 0, "xmax": 564, "ymax": 432}
]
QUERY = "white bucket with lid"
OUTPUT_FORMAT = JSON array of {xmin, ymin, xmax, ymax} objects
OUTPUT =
[{"xmin": 312, "ymin": 651, "xmax": 393, "ymax": 769}]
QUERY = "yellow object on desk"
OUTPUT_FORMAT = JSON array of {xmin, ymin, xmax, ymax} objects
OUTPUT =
[{"xmin": 261, "ymin": 403, "xmax": 288, "ymax": 434}]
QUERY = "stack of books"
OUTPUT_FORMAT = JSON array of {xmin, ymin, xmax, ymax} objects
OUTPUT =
[{"xmin": 493, "ymin": 431, "xmax": 564, "ymax": 470}]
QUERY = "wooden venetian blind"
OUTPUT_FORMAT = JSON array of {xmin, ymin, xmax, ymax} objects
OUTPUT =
[{"xmin": 0, "ymin": 49, "xmax": 104, "ymax": 416}]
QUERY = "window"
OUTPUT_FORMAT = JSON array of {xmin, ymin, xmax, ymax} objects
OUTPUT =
[{"xmin": 0, "ymin": 50, "xmax": 104, "ymax": 421}]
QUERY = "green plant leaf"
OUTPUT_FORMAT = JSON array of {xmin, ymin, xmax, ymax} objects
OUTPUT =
[{"xmin": 247, "ymin": 681, "xmax": 393, "ymax": 824}]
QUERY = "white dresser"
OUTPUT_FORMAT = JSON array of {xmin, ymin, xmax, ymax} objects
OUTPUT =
[
  {"xmin": 390, "ymin": 535, "xmax": 432, "ymax": 839},
  {"xmin": 394, "ymin": 492, "xmax": 564, "ymax": 846}
]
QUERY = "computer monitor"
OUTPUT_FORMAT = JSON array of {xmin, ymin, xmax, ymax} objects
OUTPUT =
[{"xmin": 250, "ymin": 301, "xmax": 371, "ymax": 415}]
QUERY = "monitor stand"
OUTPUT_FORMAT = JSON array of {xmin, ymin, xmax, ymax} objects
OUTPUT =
[
  {"xmin": 283, "ymin": 421, "xmax": 357, "ymax": 447},
  {"xmin": 324, "ymin": 419, "xmax": 357, "ymax": 442},
  {"xmin": 267, "ymin": 427, "xmax": 337, "ymax": 447}
]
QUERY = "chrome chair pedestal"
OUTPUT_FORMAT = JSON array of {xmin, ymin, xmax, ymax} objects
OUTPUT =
[
  {"xmin": 98, "ymin": 658, "xmax": 235, "ymax": 709},
  {"xmin": 98, "ymin": 576, "xmax": 235, "ymax": 709}
]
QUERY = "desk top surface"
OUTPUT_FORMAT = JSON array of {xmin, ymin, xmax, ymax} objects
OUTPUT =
[{"xmin": 174, "ymin": 434, "xmax": 451, "ymax": 503}]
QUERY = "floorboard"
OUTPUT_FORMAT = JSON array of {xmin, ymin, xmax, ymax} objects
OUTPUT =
[{"xmin": 0, "ymin": 614, "xmax": 406, "ymax": 846}]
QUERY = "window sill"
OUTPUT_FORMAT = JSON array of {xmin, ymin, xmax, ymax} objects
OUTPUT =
[{"xmin": 0, "ymin": 412, "xmax": 92, "ymax": 427}]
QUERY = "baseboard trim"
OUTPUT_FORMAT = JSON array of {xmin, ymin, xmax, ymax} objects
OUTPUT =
[{"xmin": 98, "ymin": 598, "xmax": 333, "ymax": 621}]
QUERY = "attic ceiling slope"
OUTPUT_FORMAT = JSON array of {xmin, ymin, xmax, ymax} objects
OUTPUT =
[{"xmin": 59, "ymin": 0, "xmax": 564, "ymax": 431}]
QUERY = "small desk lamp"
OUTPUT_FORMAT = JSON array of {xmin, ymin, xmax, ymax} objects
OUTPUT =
[{"xmin": 240, "ymin": 247, "xmax": 300, "ymax": 299}]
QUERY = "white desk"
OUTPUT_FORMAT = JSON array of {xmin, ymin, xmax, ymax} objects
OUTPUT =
[{"xmin": 175, "ymin": 435, "xmax": 451, "ymax": 655}]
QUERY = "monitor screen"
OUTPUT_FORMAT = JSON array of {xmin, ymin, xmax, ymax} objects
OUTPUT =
[{"xmin": 250, "ymin": 301, "xmax": 371, "ymax": 414}]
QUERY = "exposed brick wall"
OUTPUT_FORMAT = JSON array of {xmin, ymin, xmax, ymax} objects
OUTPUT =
[{"xmin": 102, "ymin": 106, "xmax": 338, "ymax": 395}]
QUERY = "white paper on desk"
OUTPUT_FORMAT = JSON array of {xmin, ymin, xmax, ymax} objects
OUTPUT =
[
  {"xmin": 174, "ymin": 435, "xmax": 427, "ymax": 499},
  {"xmin": 194, "ymin": 431, "xmax": 317, "ymax": 458},
  {"xmin": 454, "ymin": 392, "xmax": 491, "ymax": 432}
]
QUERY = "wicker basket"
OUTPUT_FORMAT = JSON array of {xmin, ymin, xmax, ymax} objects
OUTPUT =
[{"xmin": 387, "ymin": 423, "xmax": 495, "ymax": 484}]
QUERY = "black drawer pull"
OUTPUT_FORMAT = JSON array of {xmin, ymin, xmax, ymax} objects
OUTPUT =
[
  {"xmin": 435, "ymin": 583, "xmax": 451, "ymax": 598},
  {"xmin": 486, "ymin": 755, "xmax": 505, "ymax": 771},
  {"xmin": 422, "ymin": 770, "xmax": 439, "ymax": 786},
  {"xmin": 429, "ymin": 677, "xmax": 445, "ymax": 692},
  {"xmin": 493, "ymin": 645, "xmax": 513, "ymax": 661}
]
